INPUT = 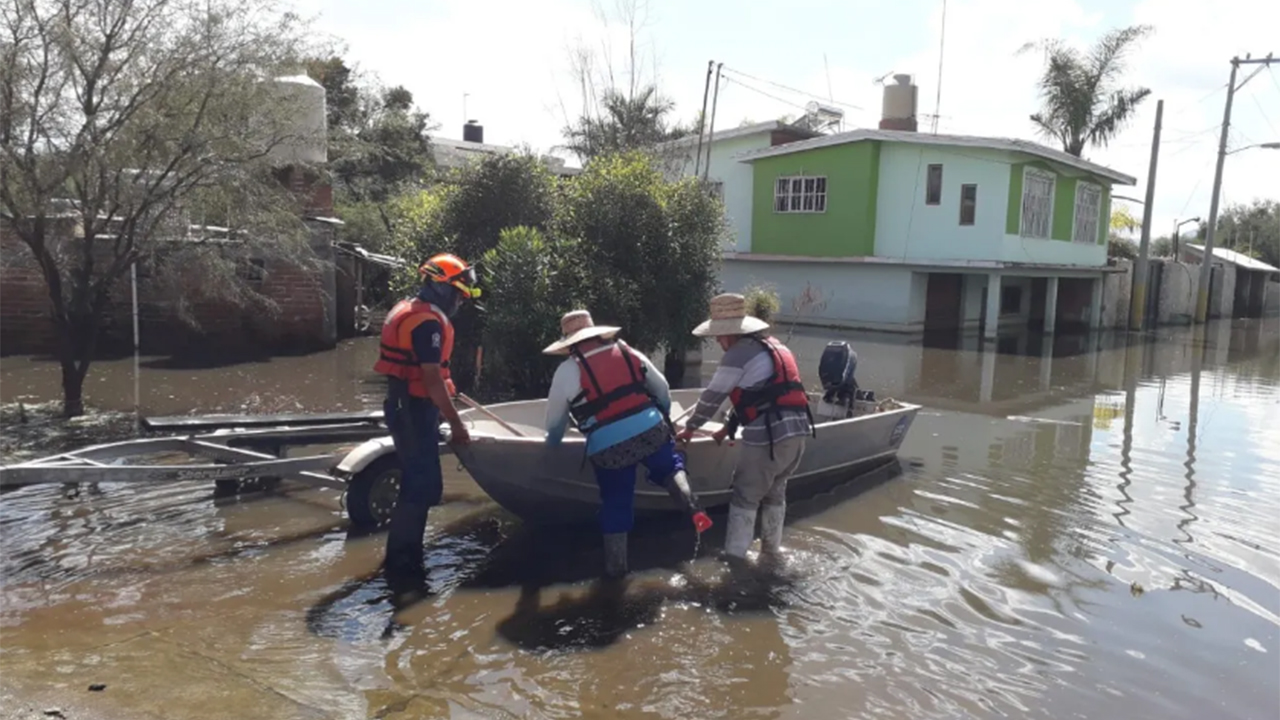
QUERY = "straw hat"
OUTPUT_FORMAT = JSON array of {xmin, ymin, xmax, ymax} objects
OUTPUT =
[
  {"xmin": 692, "ymin": 293, "xmax": 771, "ymax": 338},
  {"xmin": 542, "ymin": 310, "xmax": 621, "ymax": 355}
]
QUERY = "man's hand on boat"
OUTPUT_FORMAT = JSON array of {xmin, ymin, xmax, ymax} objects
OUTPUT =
[
  {"xmin": 448, "ymin": 418, "xmax": 471, "ymax": 447},
  {"xmin": 675, "ymin": 426, "xmax": 730, "ymax": 446}
]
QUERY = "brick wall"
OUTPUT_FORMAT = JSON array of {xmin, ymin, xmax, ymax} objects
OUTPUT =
[{"xmin": 1, "ymin": 221, "xmax": 338, "ymax": 358}]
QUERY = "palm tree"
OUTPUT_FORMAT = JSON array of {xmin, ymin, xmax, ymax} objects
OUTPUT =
[
  {"xmin": 1019, "ymin": 25, "xmax": 1154, "ymax": 157},
  {"xmin": 561, "ymin": 85, "xmax": 692, "ymax": 162}
]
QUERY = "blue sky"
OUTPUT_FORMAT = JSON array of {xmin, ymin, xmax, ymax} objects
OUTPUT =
[{"xmin": 296, "ymin": 0, "xmax": 1279, "ymax": 240}]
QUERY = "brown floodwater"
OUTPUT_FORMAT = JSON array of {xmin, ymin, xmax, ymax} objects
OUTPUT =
[{"xmin": 1, "ymin": 320, "xmax": 1278, "ymax": 719}]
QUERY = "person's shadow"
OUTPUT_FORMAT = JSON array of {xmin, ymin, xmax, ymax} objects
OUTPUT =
[{"xmin": 306, "ymin": 458, "xmax": 904, "ymax": 650}]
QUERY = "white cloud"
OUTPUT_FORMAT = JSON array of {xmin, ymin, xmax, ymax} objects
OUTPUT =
[{"xmin": 302, "ymin": 0, "xmax": 1280, "ymax": 238}]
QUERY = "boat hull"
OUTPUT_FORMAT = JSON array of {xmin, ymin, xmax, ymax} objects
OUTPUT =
[{"xmin": 453, "ymin": 389, "xmax": 919, "ymax": 526}]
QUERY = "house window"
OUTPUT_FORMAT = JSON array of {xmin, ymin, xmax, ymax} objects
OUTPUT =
[
  {"xmin": 1001, "ymin": 285, "xmax": 1023, "ymax": 315},
  {"xmin": 1020, "ymin": 169, "xmax": 1054, "ymax": 239},
  {"xmin": 926, "ymin": 164, "xmax": 943, "ymax": 205},
  {"xmin": 774, "ymin": 175, "xmax": 827, "ymax": 214},
  {"xmin": 959, "ymin": 184, "xmax": 977, "ymax": 226},
  {"xmin": 1073, "ymin": 182, "xmax": 1102, "ymax": 245}
]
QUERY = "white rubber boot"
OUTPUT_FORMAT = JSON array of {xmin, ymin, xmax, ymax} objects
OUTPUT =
[
  {"xmin": 723, "ymin": 504, "xmax": 758, "ymax": 560},
  {"xmin": 759, "ymin": 502, "xmax": 786, "ymax": 559}
]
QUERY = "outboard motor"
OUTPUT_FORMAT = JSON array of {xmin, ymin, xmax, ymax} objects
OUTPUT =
[{"xmin": 817, "ymin": 341, "xmax": 872, "ymax": 419}]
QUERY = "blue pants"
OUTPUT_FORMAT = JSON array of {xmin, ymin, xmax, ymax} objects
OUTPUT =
[
  {"xmin": 593, "ymin": 438, "xmax": 685, "ymax": 534},
  {"xmin": 384, "ymin": 394, "xmax": 442, "ymax": 559}
]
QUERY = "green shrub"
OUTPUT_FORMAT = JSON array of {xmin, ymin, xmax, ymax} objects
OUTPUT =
[
  {"xmin": 477, "ymin": 226, "xmax": 588, "ymax": 398},
  {"xmin": 742, "ymin": 284, "xmax": 780, "ymax": 322},
  {"xmin": 394, "ymin": 150, "xmax": 725, "ymax": 401}
]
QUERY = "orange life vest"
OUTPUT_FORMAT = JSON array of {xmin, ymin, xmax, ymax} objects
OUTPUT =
[
  {"xmin": 372, "ymin": 299, "xmax": 455, "ymax": 399},
  {"xmin": 728, "ymin": 336, "xmax": 813, "ymax": 453},
  {"xmin": 567, "ymin": 340, "xmax": 656, "ymax": 434}
]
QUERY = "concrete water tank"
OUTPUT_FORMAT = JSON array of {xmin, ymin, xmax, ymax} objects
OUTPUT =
[
  {"xmin": 266, "ymin": 75, "xmax": 328, "ymax": 165},
  {"xmin": 463, "ymin": 120, "xmax": 484, "ymax": 144},
  {"xmin": 880, "ymin": 74, "xmax": 918, "ymax": 132}
]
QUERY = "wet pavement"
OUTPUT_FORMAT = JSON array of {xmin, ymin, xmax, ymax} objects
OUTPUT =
[{"xmin": 1, "ymin": 319, "xmax": 1278, "ymax": 719}]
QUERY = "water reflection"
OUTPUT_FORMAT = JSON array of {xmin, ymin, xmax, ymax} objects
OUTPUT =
[{"xmin": 2, "ymin": 320, "xmax": 1278, "ymax": 720}]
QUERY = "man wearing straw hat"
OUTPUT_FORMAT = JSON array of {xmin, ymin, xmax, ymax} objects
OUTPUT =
[
  {"xmin": 544, "ymin": 310, "xmax": 713, "ymax": 578},
  {"xmin": 676, "ymin": 293, "xmax": 813, "ymax": 563}
]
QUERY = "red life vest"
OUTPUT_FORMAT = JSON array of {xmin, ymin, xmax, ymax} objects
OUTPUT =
[
  {"xmin": 567, "ymin": 340, "xmax": 656, "ymax": 433},
  {"xmin": 729, "ymin": 336, "xmax": 811, "ymax": 427},
  {"xmin": 372, "ymin": 299, "xmax": 455, "ymax": 399}
]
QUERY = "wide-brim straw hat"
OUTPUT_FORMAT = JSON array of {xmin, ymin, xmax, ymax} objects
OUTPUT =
[
  {"xmin": 692, "ymin": 293, "xmax": 771, "ymax": 338},
  {"xmin": 542, "ymin": 310, "xmax": 621, "ymax": 355}
]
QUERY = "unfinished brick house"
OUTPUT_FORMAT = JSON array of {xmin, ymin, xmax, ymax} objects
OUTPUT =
[{"xmin": 1, "ymin": 76, "xmax": 343, "ymax": 359}]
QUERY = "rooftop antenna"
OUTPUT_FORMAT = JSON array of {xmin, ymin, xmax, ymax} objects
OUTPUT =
[{"xmin": 932, "ymin": 0, "xmax": 948, "ymax": 134}]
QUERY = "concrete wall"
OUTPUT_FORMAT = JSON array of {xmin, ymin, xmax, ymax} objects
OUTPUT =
[
  {"xmin": 874, "ymin": 144, "xmax": 1011, "ymax": 262},
  {"xmin": 1100, "ymin": 260, "xmax": 1133, "ymax": 329},
  {"xmin": 664, "ymin": 134, "xmax": 771, "ymax": 253},
  {"xmin": 1003, "ymin": 161, "xmax": 1110, "ymax": 267},
  {"xmin": 1154, "ymin": 260, "xmax": 1200, "ymax": 326},
  {"xmin": 1266, "ymin": 281, "xmax": 1280, "ymax": 317},
  {"xmin": 961, "ymin": 274, "xmax": 986, "ymax": 329},
  {"xmin": 1212, "ymin": 264, "xmax": 1236, "ymax": 319},
  {"xmin": 719, "ymin": 258, "xmax": 924, "ymax": 331}
]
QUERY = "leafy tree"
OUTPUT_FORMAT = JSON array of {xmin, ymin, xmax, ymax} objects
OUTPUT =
[
  {"xmin": 561, "ymin": 85, "xmax": 693, "ymax": 163},
  {"xmin": 394, "ymin": 150, "xmax": 725, "ymax": 401},
  {"xmin": 1019, "ymin": 25, "xmax": 1153, "ymax": 157},
  {"xmin": 478, "ymin": 227, "xmax": 589, "ymax": 398},
  {"xmin": 1, "ymin": 0, "xmax": 318, "ymax": 417},
  {"xmin": 555, "ymin": 151, "xmax": 725, "ymax": 375},
  {"xmin": 1197, "ymin": 199, "xmax": 1280, "ymax": 268},
  {"xmin": 303, "ymin": 56, "xmax": 434, "ymax": 250}
]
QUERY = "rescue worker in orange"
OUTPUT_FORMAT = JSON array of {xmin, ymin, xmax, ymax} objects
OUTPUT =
[
  {"xmin": 676, "ymin": 293, "xmax": 814, "ymax": 562},
  {"xmin": 543, "ymin": 310, "xmax": 712, "ymax": 578},
  {"xmin": 373, "ymin": 253, "xmax": 480, "ymax": 576}
]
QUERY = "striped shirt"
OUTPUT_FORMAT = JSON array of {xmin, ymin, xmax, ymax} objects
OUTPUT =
[{"xmin": 687, "ymin": 336, "xmax": 812, "ymax": 447}]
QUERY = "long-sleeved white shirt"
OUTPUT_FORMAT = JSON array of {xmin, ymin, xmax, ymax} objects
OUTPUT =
[{"xmin": 544, "ymin": 344, "xmax": 671, "ymax": 454}]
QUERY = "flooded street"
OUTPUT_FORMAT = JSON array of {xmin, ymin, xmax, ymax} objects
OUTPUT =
[{"xmin": 2, "ymin": 319, "xmax": 1278, "ymax": 719}]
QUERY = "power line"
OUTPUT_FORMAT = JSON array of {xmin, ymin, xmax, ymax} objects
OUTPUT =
[
  {"xmin": 720, "ymin": 66, "xmax": 864, "ymax": 112},
  {"xmin": 720, "ymin": 76, "xmax": 812, "ymax": 114},
  {"xmin": 1252, "ymin": 93, "xmax": 1279, "ymax": 138}
]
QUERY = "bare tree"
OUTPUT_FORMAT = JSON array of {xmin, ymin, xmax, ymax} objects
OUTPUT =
[
  {"xmin": 1, "ymin": 0, "xmax": 325, "ymax": 417},
  {"xmin": 555, "ymin": 0, "xmax": 694, "ymax": 166}
]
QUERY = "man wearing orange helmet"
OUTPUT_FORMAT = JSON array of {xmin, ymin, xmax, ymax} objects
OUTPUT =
[{"xmin": 373, "ymin": 252, "xmax": 481, "ymax": 580}]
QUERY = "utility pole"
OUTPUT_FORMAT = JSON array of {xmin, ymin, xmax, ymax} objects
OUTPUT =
[
  {"xmin": 703, "ymin": 63, "xmax": 723, "ymax": 183},
  {"xmin": 1195, "ymin": 53, "xmax": 1276, "ymax": 324},
  {"xmin": 694, "ymin": 61, "xmax": 713, "ymax": 178},
  {"xmin": 1130, "ymin": 99, "xmax": 1163, "ymax": 332}
]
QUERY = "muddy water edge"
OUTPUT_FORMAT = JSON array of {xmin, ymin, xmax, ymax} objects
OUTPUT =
[{"xmin": 1, "ymin": 319, "xmax": 1278, "ymax": 720}]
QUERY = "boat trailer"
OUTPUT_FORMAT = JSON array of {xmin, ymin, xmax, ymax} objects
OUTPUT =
[{"xmin": 0, "ymin": 410, "xmax": 420, "ymax": 527}]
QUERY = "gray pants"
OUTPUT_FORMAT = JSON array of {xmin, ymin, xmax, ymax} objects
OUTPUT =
[{"xmin": 730, "ymin": 436, "xmax": 806, "ymax": 511}]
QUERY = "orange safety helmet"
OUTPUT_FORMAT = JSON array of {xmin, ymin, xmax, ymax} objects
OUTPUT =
[{"xmin": 418, "ymin": 253, "xmax": 481, "ymax": 299}]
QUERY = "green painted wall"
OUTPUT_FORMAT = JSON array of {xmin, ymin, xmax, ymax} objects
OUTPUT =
[
  {"xmin": 1098, "ymin": 185, "xmax": 1111, "ymax": 245},
  {"xmin": 1005, "ymin": 162, "xmax": 1025, "ymax": 235},
  {"xmin": 1006, "ymin": 159, "xmax": 1113, "ymax": 244},
  {"xmin": 1051, "ymin": 176, "xmax": 1078, "ymax": 241},
  {"xmin": 750, "ymin": 141, "xmax": 880, "ymax": 257}
]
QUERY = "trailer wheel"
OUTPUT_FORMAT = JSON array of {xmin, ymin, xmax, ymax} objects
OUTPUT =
[{"xmin": 345, "ymin": 456, "xmax": 402, "ymax": 529}]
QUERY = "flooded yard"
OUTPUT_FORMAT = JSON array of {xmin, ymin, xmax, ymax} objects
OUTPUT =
[{"xmin": 1, "ymin": 320, "xmax": 1277, "ymax": 719}]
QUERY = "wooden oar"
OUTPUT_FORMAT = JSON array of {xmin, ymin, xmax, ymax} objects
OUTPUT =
[{"xmin": 456, "ymin": 393, "xmax": 527, "ymax": 438}]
